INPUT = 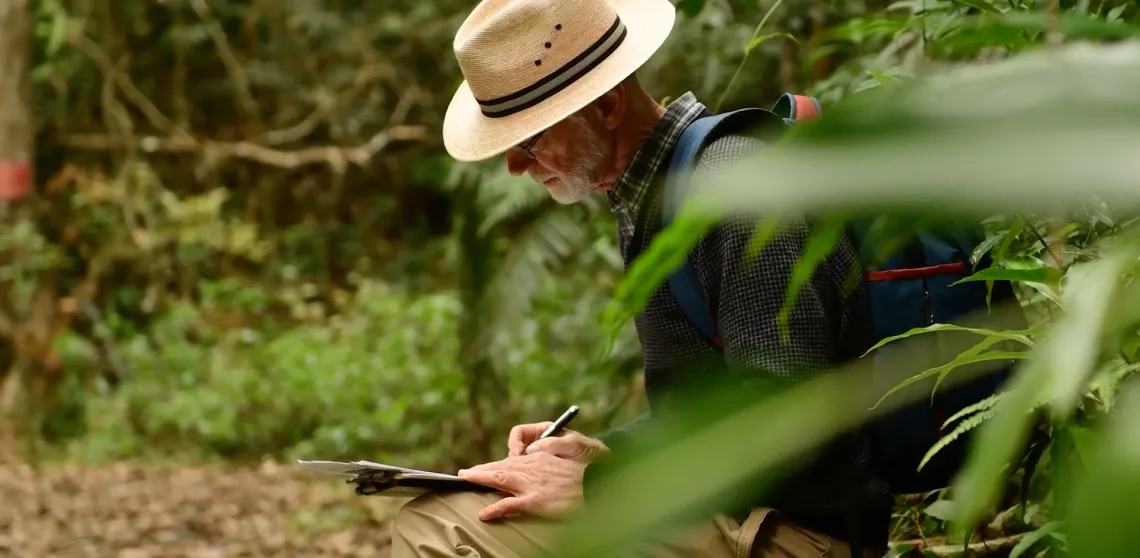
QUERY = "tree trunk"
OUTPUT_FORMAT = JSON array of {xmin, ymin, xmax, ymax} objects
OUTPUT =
[
  {"xmin": 0, "ymin": 0, "xmax": 35, "ymax": 451},
  {"xmin": 0, "ymin": 0, "xmax": 32, "ymax": 203}
]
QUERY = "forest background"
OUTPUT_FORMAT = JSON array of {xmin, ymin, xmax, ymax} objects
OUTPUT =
[{"xmin": 2, "ymin": 0, "xmax": 1140, "ymax": 556}]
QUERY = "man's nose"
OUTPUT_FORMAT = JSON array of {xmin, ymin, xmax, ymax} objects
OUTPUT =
[{"xmin": 505, "ymin": 150, "xmax": 534, "ymax": 176}]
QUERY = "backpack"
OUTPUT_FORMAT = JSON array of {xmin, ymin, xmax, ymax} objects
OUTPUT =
[{"xmin": 660, "ymin": 93, "xmax": 1026, "ymax": 495}]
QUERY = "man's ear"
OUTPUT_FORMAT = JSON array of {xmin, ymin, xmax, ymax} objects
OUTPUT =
[{"xmin": 591, "ymin": 84, "xmax": 627, "ymax": 131}]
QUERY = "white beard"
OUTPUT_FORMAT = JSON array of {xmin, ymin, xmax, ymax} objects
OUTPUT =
[{"xmin": 541, "ymin": 116, "xmax": 608, "ymax": 205}]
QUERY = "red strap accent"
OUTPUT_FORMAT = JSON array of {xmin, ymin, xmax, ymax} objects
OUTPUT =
[
  {"xmin": 864, "ymin": 262, "xmax": 968, "ymax": 282},
  {"xmin": 712, "ymin": 333, "xmax": 723, "ymax": 348},
  {"xmin": 0, "ymin": 160, "xmax": 30, "ymax": 201},
  {"xmin": 792, "ymin": 95, "xmax": 820, "ymax": 122}
]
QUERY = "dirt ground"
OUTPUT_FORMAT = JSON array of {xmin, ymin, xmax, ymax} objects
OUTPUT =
[{"xmin": 0, "ymin": 460, "xmax": 409, "ymax": 558}]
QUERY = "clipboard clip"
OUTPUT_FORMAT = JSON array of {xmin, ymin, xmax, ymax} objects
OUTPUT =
[{"xmin": 348, "ymin": 470, "xmax": 397, "ymax": 496}]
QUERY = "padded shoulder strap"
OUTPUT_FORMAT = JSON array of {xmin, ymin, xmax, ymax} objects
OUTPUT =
[
  {"xmin": 661, "ymin": 108, "xmax": 775, "ymax": 347},
  {"xmin": 662, "ymin": 108, "xmax": 773, "ymax": 225}
]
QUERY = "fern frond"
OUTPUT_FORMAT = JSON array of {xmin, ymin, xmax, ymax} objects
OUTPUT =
[
  {"xmin": 918, "ymin": 409, "xmax": 996, "ymax": 471},
  {"xmin": 464, "ymin": 206, "xmax": 593, "ymax": 363},
  {"xmin": 477, "ymin": 170, "xmax": 552, "ymax": 235},
  {"xmin": 942, "ymin": 392, "xmax": 1006, "ymax": 429}
]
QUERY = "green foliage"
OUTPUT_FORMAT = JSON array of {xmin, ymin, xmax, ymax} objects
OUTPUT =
[
  {"xmin": 13, "ymin": 0, "xmax": 1140, "ymax": 554},
  {"xmin": 67, "ymin": 274, "xmax": 637, "ymax": 468},
  {"xmin": 572, "ymin": 4, "xmax": 1140, "ymax": 550}
]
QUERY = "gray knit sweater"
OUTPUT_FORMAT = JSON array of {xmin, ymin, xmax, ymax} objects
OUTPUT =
[{"xmin": 587, "ymin": 93, "xmax": 892, "ymax": 551}]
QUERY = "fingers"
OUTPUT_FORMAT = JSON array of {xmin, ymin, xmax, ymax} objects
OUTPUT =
[
  {"xmin": 523, "ymin": 434, "xmax": 585, "ymax": 459},
  {"xmin": 524, "ymin": 433, "xmax": 609, "ymax": 463},
  {"xmin": 478, "ymin": 495, "xmax": 528, "ymax": 521},
  {"xmin": 508, "ymin": 422, "xmax": 554, "ymax": 456},
  {"xmin": 458, "ymin": 464, "xmax": 519, "ymax": 492}
]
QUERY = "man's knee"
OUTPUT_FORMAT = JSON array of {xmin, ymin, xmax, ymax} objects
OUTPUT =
[
  {"xmin": 391, "ymin": 491, "xmax": 508, "ymax": 557},
  {"xmin": 395, "ymin": 491, "xmax": 493, "ymax": 528},
  {"xmin": 393, "ymin": 490, "xmax": 493, "ymax": 541},
  {"xmin": 390, "ymin": 491, "xmax": 559, "ymax": 558}
]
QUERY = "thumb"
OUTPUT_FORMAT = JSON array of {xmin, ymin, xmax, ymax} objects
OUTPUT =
[{"xmin": 479, "ymin": 495, "xmax": 528, "ymax": 521}]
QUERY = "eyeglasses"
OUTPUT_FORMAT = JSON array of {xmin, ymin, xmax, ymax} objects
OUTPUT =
[{"xmin": 513, "ymin": 130, "xmax": 545, "ymax": 159}]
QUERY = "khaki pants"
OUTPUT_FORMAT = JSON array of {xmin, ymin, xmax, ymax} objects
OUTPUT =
[{"xmin": 390, "ymin": 491, "xmax": 873, "ymax": 558}]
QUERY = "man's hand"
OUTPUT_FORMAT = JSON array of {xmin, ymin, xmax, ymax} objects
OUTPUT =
[
  {"xmin": 458, "ymin": 453, "xmax": 586, "ymax": 521},
  {"xmin": 507, "ymin": 422, "xmax": 610, "ymax": 463}
]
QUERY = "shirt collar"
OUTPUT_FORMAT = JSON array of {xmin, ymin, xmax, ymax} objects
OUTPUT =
[{"xmin": 606, "ymin": 92, "xmax": 706, "ymax": 234}]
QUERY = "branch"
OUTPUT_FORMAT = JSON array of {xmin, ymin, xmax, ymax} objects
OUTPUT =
[
  {"xmin": 260, "ymin": 102, "xmax": 328, "ymax": 146},
  {"xmin": 892, "ymin": 533, "xmax": 1026, "ymax": 556},
  {"xmin": 58, "ymin": 125, "xmax": 429, "ymax": 171},
  {"xmin": 187, "ymin": 0, "xmax": 263, "ymax": 128},
  {"xmin": 71, "ymin": 34, "xmax": 185, "ymax": 137}
]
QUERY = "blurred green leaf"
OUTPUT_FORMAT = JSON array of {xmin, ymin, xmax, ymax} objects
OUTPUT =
[
  {"xmin": 1107, "ymin": 4, "xmax": 1129, "ymax": 22},
  {"xmin": 877, "ymin": 348, "xmax": 1027, "ymax": 408},
  {"xmin": 676, "ymin": 0, "xmax": 706, "ymax": 17},
  {"xmin": 601, "ymin": 207, "xmax": 720, "ymax": 354},
  {"xmin": 951, "ymin": 266, "xmax": 1056, "ymax": 286},
  {"xmin": 867, "ymin": 71, "xmax": 904, "ymax": 85},
  {"xmin": 744, "ymin": 32, "xmax": 797, "ymax": 54},
  {"xmin": 672, "ymin": 43, "xmax": 1140, "ymax": 222},
  {"xmin": 743, "ymin": 215, "xmax": 785, "ymax": 263},
  {"xmin": 949, "ymin": 0, "xmax": 1002, "ymax": 14},
  {"xmin": 1066, "ymin": 383, "xmax": 1140, "ymax": 558},
  {"xmin": 1009, "ymin": 520, "xmax": 1063, "ymax": 558},
  {"xmin": 864, "ymin": 323, "xmax": 1036, "ymax": 356},
  {"xmin": 776, "ymin": 213, "xmax": 849, "ymax": 340},
  {"xmin": 951, "ymin": 248, "xmax": 1137, "ymax": 537}
]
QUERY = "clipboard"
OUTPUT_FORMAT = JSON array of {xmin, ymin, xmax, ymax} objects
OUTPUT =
[
  {"xmin": 297, "ymin": 459, "xmax": 501, "ymax": 497},
  {"xmin": 349, "ymin": 470, "xmax": 502, "ymax": 497}
]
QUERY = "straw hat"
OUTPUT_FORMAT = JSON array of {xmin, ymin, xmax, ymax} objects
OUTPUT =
[{"xmin": 443, "ymin": 0, "xmax": 677, "ymax": 162}]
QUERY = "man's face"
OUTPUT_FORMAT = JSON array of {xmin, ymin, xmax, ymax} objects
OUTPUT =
[{"xmin": 506, "ymin": 111, "xmax": 610, "ymax": 205}]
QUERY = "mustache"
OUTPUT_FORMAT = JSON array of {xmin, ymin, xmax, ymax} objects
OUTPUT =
[{"xmin": 529, "ymin": 171, "xmax": 555, "ymax": 183}]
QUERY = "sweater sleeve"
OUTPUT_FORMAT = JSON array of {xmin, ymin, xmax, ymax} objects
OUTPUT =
[
  {"xmin": 686, "ymin": 135, "xmax": 866, "ymax": 498},
  {"xmin": 692, "ymin": 134, "xmax": 852, "ymax": 380}
]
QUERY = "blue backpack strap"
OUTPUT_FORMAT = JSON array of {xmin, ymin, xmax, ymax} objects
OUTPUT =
[{"xmin": 661, "ymin": 108, "xmax": 782, "ymax": 348}]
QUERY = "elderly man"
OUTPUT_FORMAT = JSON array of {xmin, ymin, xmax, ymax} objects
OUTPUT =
[{"xmin": 390, "ymin": 0, "xmax": 892, "ymax": 556}]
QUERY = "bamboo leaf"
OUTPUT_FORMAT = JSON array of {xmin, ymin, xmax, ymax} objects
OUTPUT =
[
  {"xmin": 951, "ymin": 266, "xmax": 1054, "ymax": 285},
  {"xmin": 867, "ymin": 71, "xmax": 904, "ymax": 85},
  {"xmin": 744, "ymin": 32, "xmax": 797, "ymax": 54},
  {"xmin": 1009, "ymin": 521, "xmax": 1064, "ymax": 558},
  {"xmin": 949, "ymin": 0, "xmax": 1002, "ymax": 14},
  {"xmin": 875, "ymin": 348, "xmax": 1027, "ymax": 409},
  {"xmin": 676, "ymin": 0, "xmax": 706, "ymax": 17},
  {"xmin": 863, "ymin": 323, "xmax": 1037, "ymax": 356},
  {"xmin": 743, "ymin": 215, "xmax": 785, "ymax": 264},
  {"xmin": 1067, "ymin": 383, "xmax": 1140, "ymax": 558},
  {"xmin": 924, "ymin": 499, "xmax": 958, "ymax": 521},
  {"xmin": 600, "ymin": 206, "xmax": 720, "ymax": 356},
  {"xmin": 993, "ymin": 217, "xmax": 1026, "ymax": 264},
  {"xmin": 777, "ymin": 214, "xmax": 849, "ymax": 341},
  {"xmin": 677, "ymin": 43, "xmax": 1140, "ymax": 221}
]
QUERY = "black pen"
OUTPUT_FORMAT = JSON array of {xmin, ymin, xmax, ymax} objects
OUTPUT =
[
  {"xmin": 539, "ymin": 404, "xmax": 579, "ymax": 440},
  {"xmin": 521, "ymin": 405, "xmax": 579, "ymax": 455}
]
